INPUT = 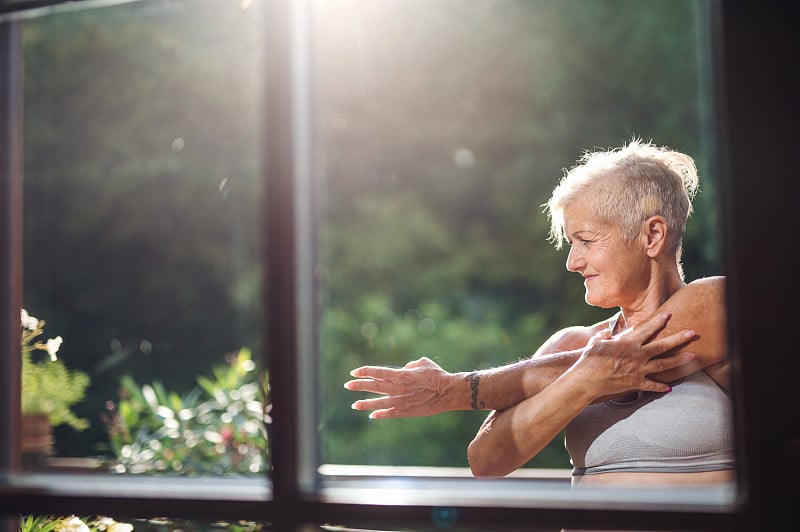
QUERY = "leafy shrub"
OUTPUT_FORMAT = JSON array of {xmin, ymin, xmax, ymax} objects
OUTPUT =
[
  {"xmin": 103, "ymin": 349, "xmax": 269, "ymax": 476},
  {"xmin": 19, "ymin": 514, "xmax": 132, "ymax": 532},
  {"xmin": 19, "ymin": 514, "xmax": 266, "ymax": 532}
]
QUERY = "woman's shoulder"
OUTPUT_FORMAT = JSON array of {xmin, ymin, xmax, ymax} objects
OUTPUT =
[
  {"xmin": 663, "ymin": 276, "xmax": 726, "ymax": 313},
  {"xmin": 685, "ymin": 275, "xmax": 726, "ymax": 293},
  {"xmin": 534, "ymin": 319, "xmax": 612, "ymax": 356}
]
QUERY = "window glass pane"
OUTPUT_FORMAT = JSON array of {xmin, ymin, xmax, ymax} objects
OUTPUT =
[
  {"xmin": 20, "ymin": 0, "xmax": 268, "ymax": 478},
  {"xmin": 317, "ymin": 0, "xmax": 723, "ymax": 473}
]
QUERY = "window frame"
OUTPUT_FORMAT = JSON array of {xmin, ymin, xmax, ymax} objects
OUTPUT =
[
  {"xmin": 2, "ymin": 0, "xmax": 799, "ymax": 530},
  {"xmin": 0, "ymin": 10, "xmax": 23, "ymax": 480}
]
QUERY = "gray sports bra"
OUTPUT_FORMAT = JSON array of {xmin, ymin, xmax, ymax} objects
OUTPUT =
[{"xmin": 565, "ymin": 370, "xmax": 735, "ymax": 475}]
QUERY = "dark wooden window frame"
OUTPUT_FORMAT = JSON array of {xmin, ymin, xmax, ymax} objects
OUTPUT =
[{"xmin": 2, "ymin": 1, "xmax": 799, "ymax": 531}]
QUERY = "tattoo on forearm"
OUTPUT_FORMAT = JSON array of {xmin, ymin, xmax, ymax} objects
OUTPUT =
[{"xmin": 466, "ymin": 372, "xmax": 486, "ymax": 410}]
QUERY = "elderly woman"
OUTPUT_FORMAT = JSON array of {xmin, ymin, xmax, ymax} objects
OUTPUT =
[{"xmin": 346, "ymin": 139, "xmax": 733, "ymax": 486}]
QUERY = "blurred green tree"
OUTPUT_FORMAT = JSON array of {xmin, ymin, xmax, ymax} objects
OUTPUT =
[
  {"xmin": 21, "ymin": 0, "xmax": 720, "ymax": 469},
  {"xmin": 23, "ymin": 0, "xmax": 265, "ymax": 455},
  {"xmin": 316, "ymin": 0, "xmax": 720, "ymax": 467}
]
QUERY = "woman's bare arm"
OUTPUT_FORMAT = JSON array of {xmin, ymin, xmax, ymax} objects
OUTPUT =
[
  {"xmin": 467, "ymin": 314, "xmax": 699, "ymax": 478},
  {"xmin": 345, "ymin": 276, "xmax": 728, "ymax": 418},
  {"xmin": 647, "ymin": 276, "xmax": 728, "ymax": 389}
]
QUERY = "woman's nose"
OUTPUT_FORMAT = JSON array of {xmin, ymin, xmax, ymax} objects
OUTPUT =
[{"xmin": 566, "ymin": 246, "xmax": 583, "ymax": 272}]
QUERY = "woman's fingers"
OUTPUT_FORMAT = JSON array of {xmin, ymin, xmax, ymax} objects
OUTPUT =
[
  {"xmin": 638, "ymin": 379, "xmax": 674, "ymax": 394},
  {"xmin": 629, "ymin": 312, "xmax": 672, "ymax": 342},
  {"xmin": 351, "ymin": 395, "xmax": 399, "ymax": 411},
  {"xmin": 368, "ymin": 407, "xmax": 400, "ymax": 419},
  {"xmin": 643, "ymin": 329, "xmax": 697, "ymax": 357},
  {"xmin": 344, "ymin": 377, "xmax": 393, "ymax": 394},
  {"xmin": 589, "ymin": 328, "xmax": 613, "ymax": 343},
  {"xmin": 637, "ymin": 352, "xmax": 696, "ymax": 393},
  {"xmin": 645, "ymin": 351, "xmax": 697, "ymax": 374},
  {"xmin": 353, "ymin": 397, "xmax": 426, "ymax": 419},
  {"xmin": 349, "ymin": 365, "xmax": 402, "ymax": 379}
]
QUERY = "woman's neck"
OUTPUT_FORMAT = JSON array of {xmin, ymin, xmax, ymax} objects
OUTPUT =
[{"xmin": 619, "ymin": 271, "xmax": 685, "ymax": 330}]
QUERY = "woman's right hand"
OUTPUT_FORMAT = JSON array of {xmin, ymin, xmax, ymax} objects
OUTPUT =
[{"xmin": 570, "ymin": 312, "xmax": 699, "ymax": 399}]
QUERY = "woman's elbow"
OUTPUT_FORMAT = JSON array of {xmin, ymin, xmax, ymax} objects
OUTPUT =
[{"xmin": 467, "ymin": 437, "xmax": 508, "ymax": 478}]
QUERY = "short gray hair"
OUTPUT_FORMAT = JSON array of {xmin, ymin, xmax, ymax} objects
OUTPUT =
[{"xmin": 544, "ymin": 138, "xmax": 699, "ymax": 259}]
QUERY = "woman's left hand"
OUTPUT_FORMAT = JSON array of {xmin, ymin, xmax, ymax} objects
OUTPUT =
[{"xmin": 345, "ymin": 357, "xmax": 464, "ymax": 418}]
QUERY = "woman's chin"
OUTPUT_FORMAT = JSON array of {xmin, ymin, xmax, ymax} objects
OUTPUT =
[{"xmin": 584, "ymin": 294, "xmax": 614, "ymax": 309}]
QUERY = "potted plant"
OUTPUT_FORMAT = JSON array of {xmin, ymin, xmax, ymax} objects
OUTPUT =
[{"xmin": 21, "ymin": 309, "xmax": 90, "ymax": 463}]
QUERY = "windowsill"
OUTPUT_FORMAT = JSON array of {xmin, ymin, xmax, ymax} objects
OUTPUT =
[
  {"xmin": 318, "ymin": 465, "xmax": 738, "ymax": 512},
  {"xmin": 318, "ymin": 463, "xmax": 573, "ymax": 481},
  {"xmin": 0, "ymin": 470, "xmax": 272, "ymax": 501},
  {"xmin": 1, "ymin": 464, "xmax": 738, "ymax": 512},
  {"xmin": 0, "ymin": 467, "xmax": 743, "ymax": 532}
]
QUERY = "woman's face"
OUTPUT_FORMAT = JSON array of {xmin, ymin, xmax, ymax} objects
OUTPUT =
[{"xmin": 562, "ymin": 200, "xmax": 648, "ymax": 309}]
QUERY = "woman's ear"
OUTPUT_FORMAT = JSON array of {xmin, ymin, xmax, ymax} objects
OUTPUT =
[{"xmin": 643, "ymin": 216, "xmax": 668, "ymax": 257}]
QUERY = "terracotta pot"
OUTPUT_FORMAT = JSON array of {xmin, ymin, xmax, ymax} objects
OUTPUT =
[{"xmin": 21, "ymin": 413, "xmax": 54, "ymax": 454}]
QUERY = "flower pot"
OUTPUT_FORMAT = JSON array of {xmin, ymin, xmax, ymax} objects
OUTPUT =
[{"xmin": 21, "ymin": 413, "xmax": 54, "ymax": 469}]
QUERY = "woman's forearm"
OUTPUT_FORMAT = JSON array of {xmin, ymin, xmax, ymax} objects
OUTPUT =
[
  {"xmin": 458, "ymin": 349, "xmax": 583, "ymax": 412},
  {"xmin": 346, "ymin": 350, "xmax": 583, "ymax": 418}
]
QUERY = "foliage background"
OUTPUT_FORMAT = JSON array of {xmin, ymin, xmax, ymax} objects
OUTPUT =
[{"xmin": 21, "ymin": 0, "xmax": 721, "ymax": 469}]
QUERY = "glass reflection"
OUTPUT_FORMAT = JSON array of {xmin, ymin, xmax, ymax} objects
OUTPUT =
[
  {"xmin": 20, "ymin": 0, "xmax": 267, "ymax": 476},
  {"xmin": 316, "ymin": 0, "xmax": 722, "ymax": 473}
]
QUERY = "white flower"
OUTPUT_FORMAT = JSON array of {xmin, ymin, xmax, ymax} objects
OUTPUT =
[
  {"xmin": 57, "ymin": 516, "xmax": 90, "ymax": 532},
  {"xmin": 95, "ymin": 516, "xmax": 134, "ymax": 532},
  {"xmin": 20, "ymin": 308, "xmax": 39, "ymax": 330},
  {"xmin": 46, "ymin": 336, "xmax": 63, "ymax": 360},
  {"xmin": 108, "ymin": 521, "xmax": 134, "ymax": 532},
  {"xmin": 95, "ymin": 516, "xmax": 114, "ymax": 528}
]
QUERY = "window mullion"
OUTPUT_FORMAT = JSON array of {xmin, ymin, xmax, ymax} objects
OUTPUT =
[
  {"xmin": 0, "ymin": 19, "xmax": 24, "ymax": 532},
  {"xmin": 0, "ymin": 18, "xmax": 23, "ymax": 477},
  {"xmin": 263, "ymin": 0, "xmax": 318, "ymax": 509}
]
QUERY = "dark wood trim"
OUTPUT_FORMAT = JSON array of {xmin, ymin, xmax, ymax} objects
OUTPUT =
[
  {"xmin": 0, "ymin": 18, "xmax": 23, "ymax": 476},
  {"xmin": 0, "ymin": 18, "xmax": 23, "ymax": 532},
  {"xmin": 716, "ymin": 2, "xmax": 800, "ymax": 531},
  {"xmin": 0, "ymin": 0, "xmax": 89, "ymax": 16},
  {"xmin": 0, "ymin": 473, "xmax": 737, "ymax": 530},
  {"xmin": 263, "ymin": 0, "xmax": 320, "ymax": 510},
  {"xmin": 263, "ymin": 0, "xmax": 300, "ymax": 512},
  {"xmin": 4, "ymin": 1, "xmax": 800, "ymax": 530}
]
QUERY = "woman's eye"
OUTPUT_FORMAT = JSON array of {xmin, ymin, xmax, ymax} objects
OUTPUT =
[{"xmin": 568, "ymin": 237, "xmax": 592, "ymax": 247}]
